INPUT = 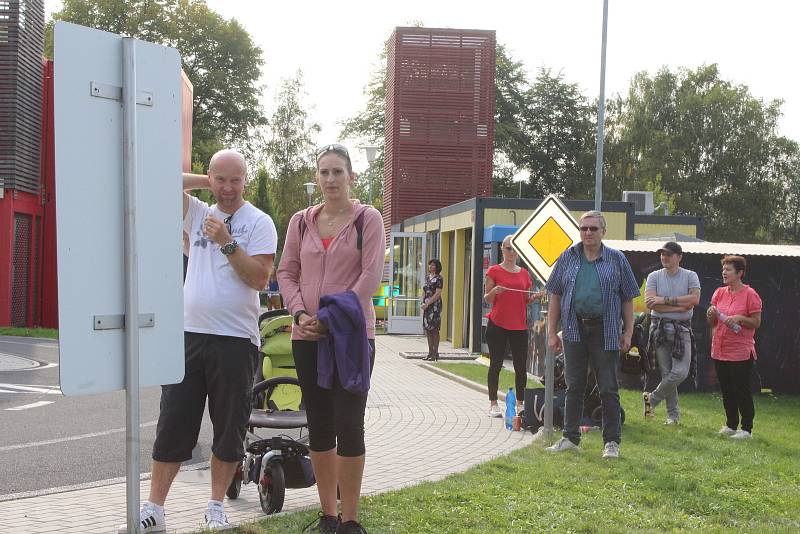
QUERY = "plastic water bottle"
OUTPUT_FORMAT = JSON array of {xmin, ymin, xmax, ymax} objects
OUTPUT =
[
  {"xmin": 504, "ymin": 388, "xmax": 516, "ymax": 430},
  {"xmin": 717, "ymin": 311, "xmax": 741, "ymax": 333}
]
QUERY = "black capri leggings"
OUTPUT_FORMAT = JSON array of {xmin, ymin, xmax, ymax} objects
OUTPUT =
[
  {"xmin": 293, "ymin": 339, "xmax": 375, "ymax": 457},
  {"xmin": 485, "ymin": 319, "xmax": 528, "ymax": 402}
]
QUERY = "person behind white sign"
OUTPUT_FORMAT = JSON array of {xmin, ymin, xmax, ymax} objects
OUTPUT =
[{"xmin": 119, "ymin": 149, "xmax": 277, "ymax": 533}]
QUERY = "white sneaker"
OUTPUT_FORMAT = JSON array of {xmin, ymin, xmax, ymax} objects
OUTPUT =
[
  {"xmin": 488, "ymin": 404, "xmax": 503, "ymax": 418},
  {"xmin": 718, "ymin": 425, "xmax": 737, "ymax": 436},
  {"xmin": 665, "ymin": 418, "xmax": 679, "ymax": 425},
  {"xmin": 117, "ymin": 502, "xmax": 165, "ymax": 533},
  {"xmin": 602, "ymin": 441, "xmax": 620, "ymax": 459},
  {"xmin": 730, "ymin": 430, "xmax": 752, "ymax": 440},
  {"xmin": 546, "ymin": 437, "xmax": 579, "ymax": 452},
  {"xmin": 205, "ymin": 504, "xmax": 231, "ymax": 530}
]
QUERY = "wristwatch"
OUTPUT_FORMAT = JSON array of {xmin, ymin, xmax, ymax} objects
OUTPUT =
[
  {"xmin": 220, "ymin": 240, "xmax": 238, "ymax": 256},
  {"xmin": 294, "ymin": 309, "xmax": 308, "ymax": 325}
]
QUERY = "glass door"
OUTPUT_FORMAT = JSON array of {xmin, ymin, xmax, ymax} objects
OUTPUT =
[{"xmin": 387, "ymin": 232, "xmax": 426, "ymax": 335}]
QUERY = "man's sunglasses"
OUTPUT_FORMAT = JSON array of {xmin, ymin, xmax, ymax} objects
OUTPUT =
[
  {"xmin": 579, "ymin": 226, "xmax": 601, "ymax": 233},
  {"xmin": 224, "ymin": 215, "xmax": 232, "ymax": 235},
  {"xmin": 503, "ymin": 246, "xmax": 514, "ymax": 252},
  {"xmin": 315, "ymin": 143, "xmax": 350, "ymax": 161}
]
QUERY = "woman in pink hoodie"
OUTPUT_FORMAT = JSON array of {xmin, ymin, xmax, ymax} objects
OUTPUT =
[{"xmin": 277, "ymin": 143, "xmax": 385, "ymax": 534}]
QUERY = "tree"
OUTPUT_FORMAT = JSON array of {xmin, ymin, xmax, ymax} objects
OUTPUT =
[
  {"xmin": 340, "ymin": 48, "xmax": 386, "ymax": 208},
  {"xmin": 264, "ymin": 73, "xmax": 320, "ymax": 249},
  {"xmin": 518, "ymin": 68, "xmax": 595, "ymax": 199},
  {"xmin": 605, "ymin": 64, "xmax": 795, "ymax": 242},
  {"xmin": 45, "ymin": 0, "xmax": 265, "ymax": 168}
]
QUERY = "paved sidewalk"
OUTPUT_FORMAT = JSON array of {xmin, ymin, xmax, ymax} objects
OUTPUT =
[{"xmin": 1, "ymin": 335, "xmax": 533, "ymax": 533}]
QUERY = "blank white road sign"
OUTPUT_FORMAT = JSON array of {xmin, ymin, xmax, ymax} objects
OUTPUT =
[{"xmin": 54, "ymin": 22, "xmax": 185, "ymax": 396}]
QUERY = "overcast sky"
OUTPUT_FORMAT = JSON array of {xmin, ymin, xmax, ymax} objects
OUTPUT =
[{"xmin": 47, "ymin": 0, "xmax": 800, "ymax": 171}]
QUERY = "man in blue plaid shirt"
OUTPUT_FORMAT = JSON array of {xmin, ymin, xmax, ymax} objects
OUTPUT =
[{"xmin": 545, "ymin": 211, "xmax": 640, "ymax": 459}]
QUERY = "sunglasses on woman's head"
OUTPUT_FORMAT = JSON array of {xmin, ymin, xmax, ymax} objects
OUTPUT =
[{"xmin": 315, "ymin": 143, "xmax": 350, "ymax": 161}]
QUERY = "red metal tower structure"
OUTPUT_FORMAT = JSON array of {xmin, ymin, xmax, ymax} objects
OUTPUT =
[
  {"xmin": 0, "ymin": 0, "xmax": 46, "ymax": 327},
  {"xmin": 383, "ymin": 27, "xmax": 495, "ymax": 231}
]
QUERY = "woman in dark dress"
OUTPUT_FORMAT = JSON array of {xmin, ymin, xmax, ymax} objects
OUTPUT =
[{"xmin": 421, "ymin": 259, "xmax": 444, "ymax": 361}]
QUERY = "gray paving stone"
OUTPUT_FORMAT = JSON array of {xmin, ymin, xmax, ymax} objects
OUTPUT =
[{"xmin": 0, "ymin": 335, "xmax": 533, "ymax": 533}]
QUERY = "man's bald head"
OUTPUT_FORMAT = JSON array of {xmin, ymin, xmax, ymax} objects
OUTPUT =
[{"xmin": 208, "ymin": 149, "xmax": 247, "ymax": 178}]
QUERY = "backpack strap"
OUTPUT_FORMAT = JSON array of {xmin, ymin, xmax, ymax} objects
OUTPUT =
[
  {"xmin": 353, "ymin": 210, "xmax": 365, "ymax": 251},
  {"xmin": 299, "ymin": 207, "xmax": 366, "ymax": 251}
]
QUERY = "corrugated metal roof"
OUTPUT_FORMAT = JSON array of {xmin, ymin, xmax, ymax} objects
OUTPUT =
[{"xmin": 605, "ymin": 239, "xmax": 800, "ymax": 258}]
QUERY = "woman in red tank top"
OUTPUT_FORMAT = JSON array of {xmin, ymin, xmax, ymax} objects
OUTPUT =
[{"xmin": 483, "ymin": 235, "xmax": 543, "ymax": 418}]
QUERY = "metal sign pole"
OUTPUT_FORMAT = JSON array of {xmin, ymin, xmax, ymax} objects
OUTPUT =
[
  {"xmin": 594, "ymin": 0, "xmax": 609, "ymax": 211},
  {"xmin": 541, "ymin": 308, "xmax": 554, "ymax": 438},
  {"xmin": 122, "ymin": 37, "xmax": 142, "ymax": 534}
]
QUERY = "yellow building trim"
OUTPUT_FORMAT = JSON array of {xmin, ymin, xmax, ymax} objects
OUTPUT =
[
  {"xmin": 451, "ymin": 229, "xmax": 466, "ymax": 348},
  {"xmin": 484, "ymin": 207, "xmax": 628, "ymax": 239},
  {"xmin": 438, "ymin": 231, "xmax": 451, "ymax": 340},
  {"xmin": 635, "ymin": 223, "xmax": 697, "ymax": 239},
  {"xmin": 440, "ymin": 210, "xmax": 474, "ymax": 232}
]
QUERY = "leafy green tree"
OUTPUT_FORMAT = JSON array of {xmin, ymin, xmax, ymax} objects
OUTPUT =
[
  {"xmin": 263, "ymin": 73, "xmax": 320, "ymax": 250},
  {"xmin": 519, "ymin": 68, "xmax": 595, "ymax": 199},
  {"xmin": 605, "ymin": 64, "xmax": 795, "ymax": 242},
  {"xmin": 45, "ymin": 0, "xmax": 265, "ymax": 168},
  {"xmin": 246, "ymin": 167, "xmax": 274, "ymax": 219}
]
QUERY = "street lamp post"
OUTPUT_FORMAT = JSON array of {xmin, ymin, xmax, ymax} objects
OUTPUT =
[
  {"xmin": 363, "ymin": 146, "xmax": 379, "ymax": 205},
  {"xmin": 512, "ymin": 171, "xmax": 528, "ymax": 199},
  {"xmin": 303, "ymin": 181, "xmax": 316, "ymax": 207}
]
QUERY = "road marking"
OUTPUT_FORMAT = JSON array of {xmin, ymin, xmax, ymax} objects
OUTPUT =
[
  {"xmin": 0, "ymin": 420, "xmax": 158, "ymax": 452},
  {"xmin": 0, "ymin": 383, "xmax": 62, "ymax": 395},
  {"xmin": 0, "ymin": 339, "xmax": 57, "ymax": 347},
  {"xmin": 6, "ymin": 401, "xmax": 54, "ymax": 411},
  {"xmin": 0, "ymin": 460, "xmax": 209, "ymax": 503}
]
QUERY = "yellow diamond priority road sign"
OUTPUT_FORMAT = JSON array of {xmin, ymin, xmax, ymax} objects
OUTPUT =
[{"xmin": 511, "ymin": 195, "xmax": 580, "ymax": 283}]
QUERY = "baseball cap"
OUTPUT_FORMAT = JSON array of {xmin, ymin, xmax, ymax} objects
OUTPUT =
[{"xmin": 657, "ymin": 241, "xmax": 682, "ymax": 255}]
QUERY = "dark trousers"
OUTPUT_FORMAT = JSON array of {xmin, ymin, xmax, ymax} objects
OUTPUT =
[
  {"xmin": 293, "ymin": 339, "xmax": 375, "ymax": 457},
  {"xmin": 485, "ymin": 319, "xmax": 528, "ymax": 402},
  {"xmin": 563, "ymin": 322, "xmax": 621, "ymax": 445},
  {"xmin": 715, "ymin": 358, "xmax": 755, "ymax": 433}
]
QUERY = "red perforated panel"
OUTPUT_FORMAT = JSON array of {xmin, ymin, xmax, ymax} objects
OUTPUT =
[{"xmin": 383, "ymin": 27, "xmax": 495, "ymax": 232}]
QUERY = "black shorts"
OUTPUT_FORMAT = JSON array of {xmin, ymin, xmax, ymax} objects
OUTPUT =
[
  {"xmin": 152, "ymin": 332, "xmax": 257, "ymax": 463},
  {"xmin": 293, "ymin": 339, "xmax": 375, "ymax": 457}
]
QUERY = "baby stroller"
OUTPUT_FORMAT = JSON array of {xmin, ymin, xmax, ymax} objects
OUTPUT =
[{"xmin": 226, "ymin": 309, "xmax": 316, "ymax": 514}]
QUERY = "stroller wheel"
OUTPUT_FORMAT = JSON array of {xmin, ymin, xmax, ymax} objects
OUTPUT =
[
  {"xmin": 226, "ymin": 460, "xmax": 243, "ymax": 500},
  {"xmin": 258, "ymin": 461, "xmax": 285, "ymax": 514}
]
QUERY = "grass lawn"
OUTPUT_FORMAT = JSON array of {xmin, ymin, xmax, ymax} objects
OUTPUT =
[
  {"xmin": 0, "ymin": 326, "xmax": 58, "ymax": 339},
  {"xmin": 433, "ymin": 361, "xmax": 543, "ymax": 392},
  {"xmin": 216, "ymin": 363, "xmax": 800, "ymax": 534}
]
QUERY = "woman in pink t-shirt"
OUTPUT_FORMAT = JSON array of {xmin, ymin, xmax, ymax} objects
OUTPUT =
[
  {"xmin": 706, "ymin": 255, "xmax": 762, "ymax": 440},
  {"xmin": 483, "ymin": 235, "xmax": 543, "ymax": 418}
]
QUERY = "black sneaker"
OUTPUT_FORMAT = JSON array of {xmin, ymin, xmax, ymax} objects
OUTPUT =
[
  {"xmin": 303, "ymin": 512, "xmax": 340, "ymax": 533},
  {"xmin": 337, "ymin": 520, "xmax": 368, "ymax": 534}
]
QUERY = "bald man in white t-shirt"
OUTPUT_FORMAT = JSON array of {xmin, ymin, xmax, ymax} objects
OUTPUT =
[{"xmin": 121, "ymin": 149, "xmax": 277, "ymax": 533}]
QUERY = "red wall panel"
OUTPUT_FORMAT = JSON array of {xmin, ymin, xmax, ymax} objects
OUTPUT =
[{"xmin": 383, "ymin": 27, "xmax": 495, "ymax": 232}]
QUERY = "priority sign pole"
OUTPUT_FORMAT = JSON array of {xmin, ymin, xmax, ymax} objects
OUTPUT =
[
  {"xmin": 542, "ymin": 306, "xmax": 554, "ymax": 438},
  {"xmin": 122, "ymin": 37, "xmax": 142, "ymax": 534}
]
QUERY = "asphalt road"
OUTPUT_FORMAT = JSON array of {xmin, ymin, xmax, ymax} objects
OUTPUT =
[{"xmin": 0, "ymin": 336, "xmax": 215, "ymax": 499}]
